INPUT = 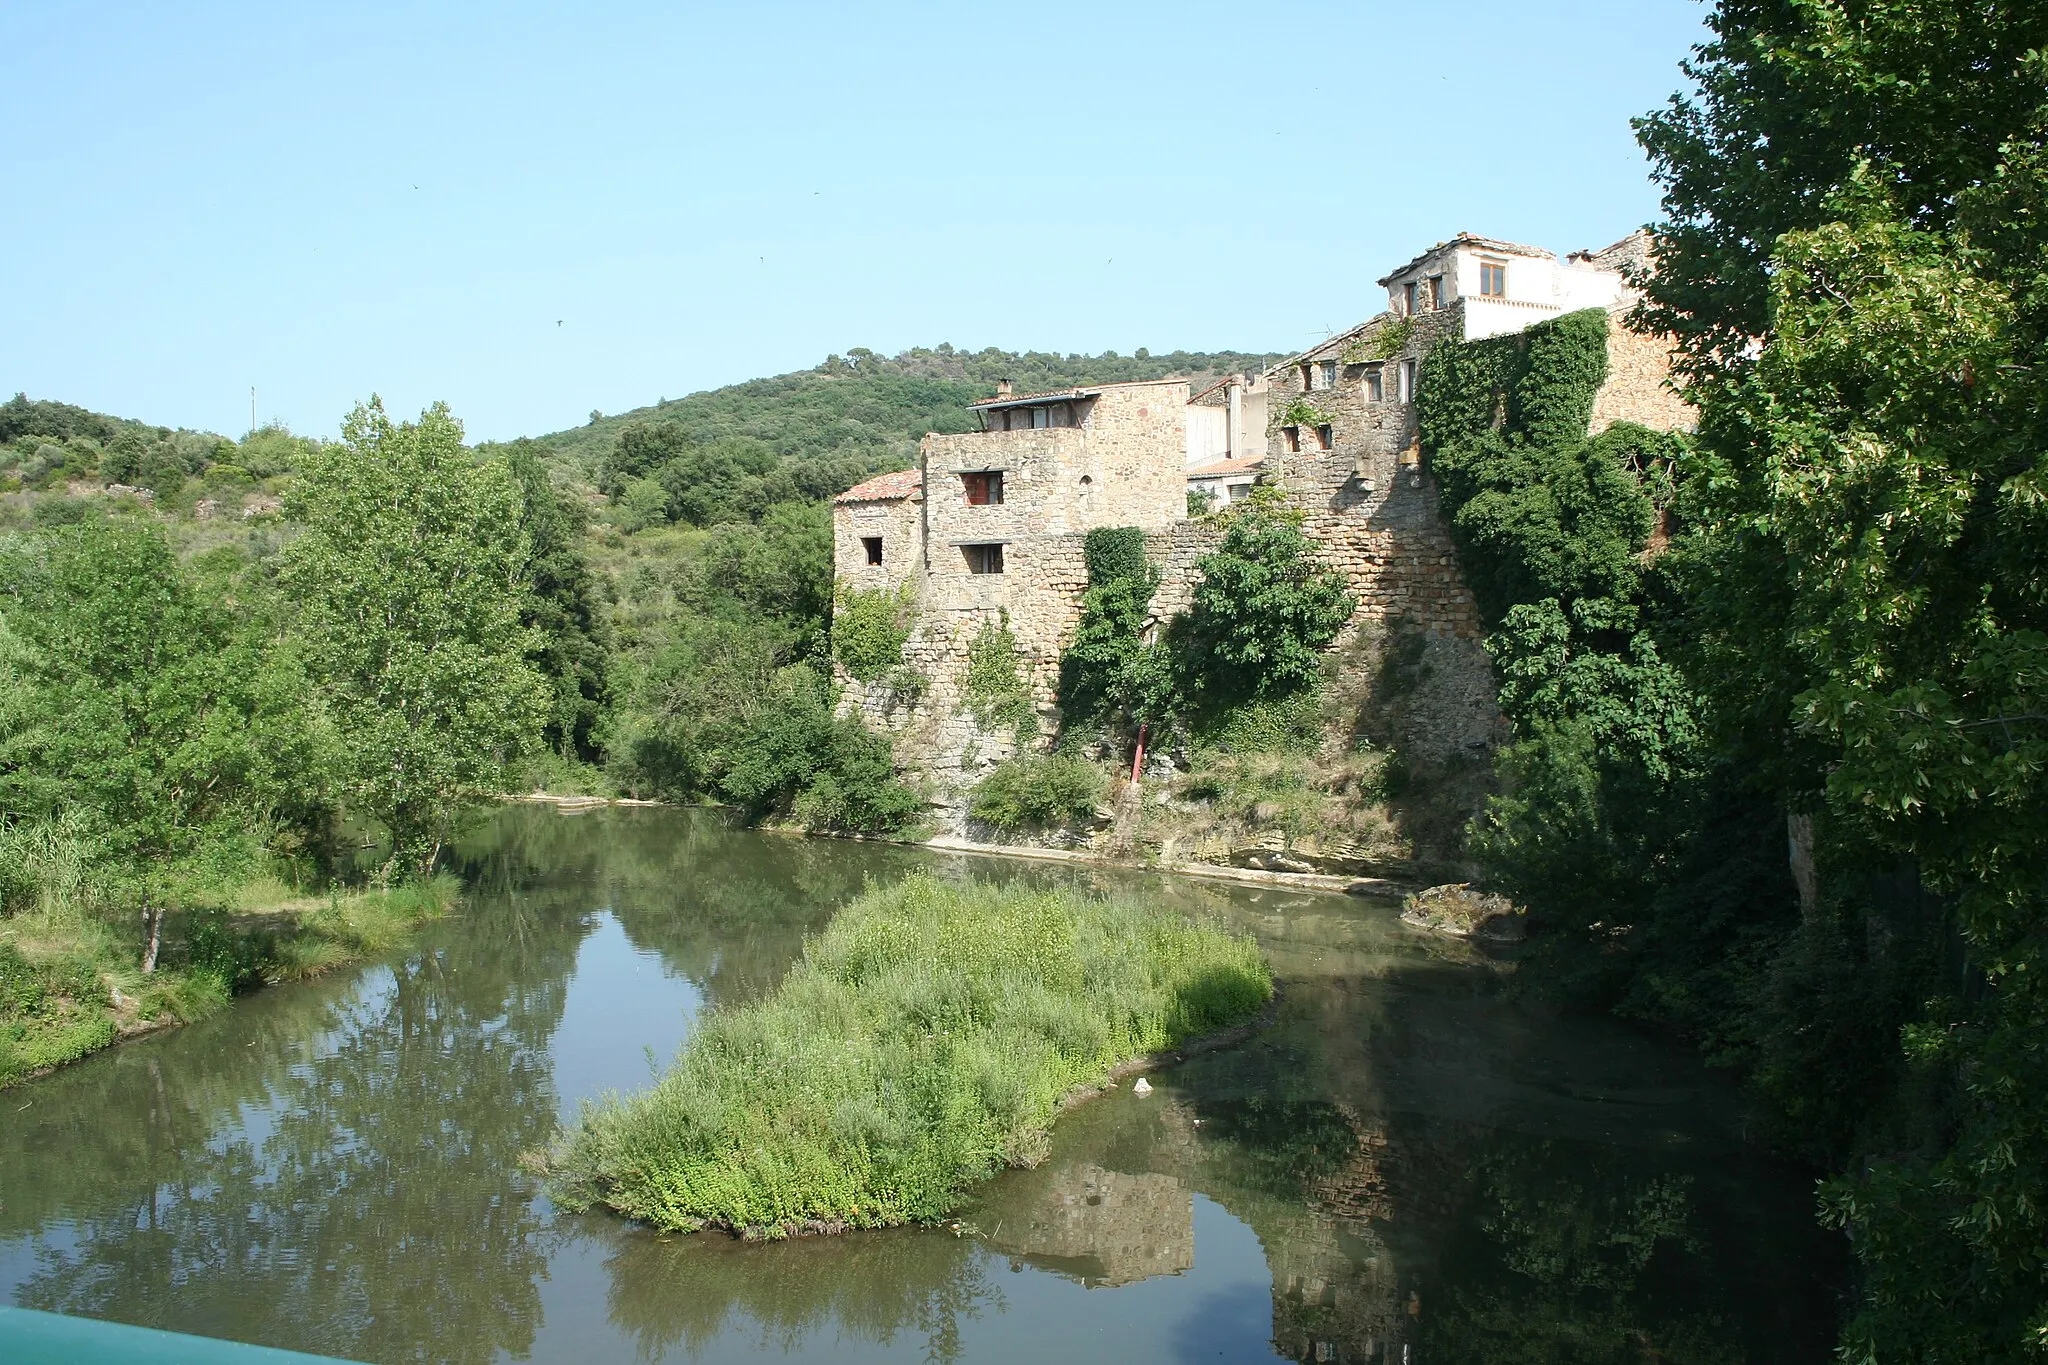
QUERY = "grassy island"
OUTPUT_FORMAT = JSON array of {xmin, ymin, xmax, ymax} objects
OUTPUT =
[{"xmin": 544, "ymin": 872, "xmax": 1272, "ymax": 1237}]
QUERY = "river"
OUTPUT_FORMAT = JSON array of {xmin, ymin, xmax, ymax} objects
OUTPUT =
[{"xmin": 0, "ymin": 805, "xmax": 1846, "ymax": 1362}]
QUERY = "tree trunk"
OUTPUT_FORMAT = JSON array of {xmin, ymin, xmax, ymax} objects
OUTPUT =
[{"xmin": 141, "ymin": 904, "xmax": 164, "ymax": 975}]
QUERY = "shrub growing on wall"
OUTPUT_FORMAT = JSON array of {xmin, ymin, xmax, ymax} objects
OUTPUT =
[
  {"xmin": 960, "ymin": 614, "xmax": 1035, "ymax": 741},
  {"xmin": 1169, "ymin": 491, "xmax": 1352, "ymax": 717},
  {"xmin": 831, "ymin": 583, "xmax": 915, "ymax": 683}
]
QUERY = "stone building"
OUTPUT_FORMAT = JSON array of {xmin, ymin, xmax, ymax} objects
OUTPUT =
[{"xmin": 831, "ymin": 230, "xmax": 1693, "ymax": 813}]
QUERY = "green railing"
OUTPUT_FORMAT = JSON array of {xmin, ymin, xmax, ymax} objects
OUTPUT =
[{"xmin": 0, "ymin": 1305, "xmax": 362, "ymax": 1363}]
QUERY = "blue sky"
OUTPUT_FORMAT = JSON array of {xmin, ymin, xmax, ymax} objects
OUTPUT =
[{"xmin": 1, "ymin": 1, "xmax": 1710, "ymax": 443}]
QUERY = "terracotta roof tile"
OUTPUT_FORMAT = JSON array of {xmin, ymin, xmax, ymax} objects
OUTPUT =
[
  {"xmin": 835, "ymin": 469, "xmax": 922, "ymax": 504},
  {"xmin": 1186, "ymin": 457, "xmax": 1266, "ymax": 478}
]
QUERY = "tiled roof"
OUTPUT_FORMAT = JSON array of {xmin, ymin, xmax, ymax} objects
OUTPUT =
[
  {"xmin": 1186, "ymin": 457, "xmax": 1266, "ymax": 478},
  {"xmin": 834, "ymin": 469, "xmax": 922, "ymax": 504},
  {"xmin": 969, "ymin": 378, "xmax": 1188, "ymax": 410},
  {"xmin": 969, "ymin": 386, "xmax": 1093, "ymax": 409},
  {"xmin": 1376, "ymin": 232, "xmax": 1557, "ymax": 285}
]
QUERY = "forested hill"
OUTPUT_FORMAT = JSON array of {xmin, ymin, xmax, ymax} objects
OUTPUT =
[{"xmin": 516, "ymin": 343, "xmax": 1286, "ymax": 477}]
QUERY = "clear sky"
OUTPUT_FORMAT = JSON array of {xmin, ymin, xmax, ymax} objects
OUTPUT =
[{"xmin": 1, "ymin": 1, "xmax": 1710, "ymax": 443}]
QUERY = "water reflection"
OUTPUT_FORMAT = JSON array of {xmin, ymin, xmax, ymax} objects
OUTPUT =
[{"xmin": 0, "ymin": 807, "xmax": 1843, "ymax": 1363}]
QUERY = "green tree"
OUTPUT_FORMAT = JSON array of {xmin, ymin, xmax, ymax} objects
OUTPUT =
[
  {"xmin": 1636, "ymin": 8, "xmax": 2048, "ymax": 1357},
  {"xmin": 0, "ymin": 522, "xmax": 325, "ymax": 968},
  {"xmin": 283, "ymin": 399, "xmax": 547, "ymax": 878},
  {"xmin": 1170, "ymin": 492, "xmax": 1352, "ymax": 716},
  {"xmin": 1055, "ymin": 527, "xmax": 1169, "ymax": 742},
  {"xmin": 506, "ymin": 441, "xmax": 612, "ymax": 761}
]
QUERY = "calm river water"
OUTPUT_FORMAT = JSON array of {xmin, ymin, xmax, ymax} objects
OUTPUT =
[{"xmin": 0, "ymin": 806, "xmax": 1845, "ymax": 1362}]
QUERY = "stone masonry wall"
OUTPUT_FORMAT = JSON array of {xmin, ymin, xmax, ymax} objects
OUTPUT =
[
  {"xmin": 1262, "ymin": 304, "xmax": 1503, "ymax": 763},
  {"xmin": 1588, "ymin": 311, "xmax": 1694, "ymax": 435}
]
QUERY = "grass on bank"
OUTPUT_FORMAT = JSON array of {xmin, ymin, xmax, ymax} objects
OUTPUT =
[
  {"xmin": 542, "ymin": 871, "xmax": 1272, "ymax": 1237},
  {"xmin": 0, "ymin": 860, "xmax": 457, "ymax": 1089}
]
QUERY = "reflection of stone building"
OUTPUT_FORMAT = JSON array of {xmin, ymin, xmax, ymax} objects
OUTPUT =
[
  {"xmin": 979, "ymin": 1162, "xmax": 1195, "ymax": 1288},
  {"xmin": 832, "ymin": 230, "xmax": 1693, "ymax": 804}
]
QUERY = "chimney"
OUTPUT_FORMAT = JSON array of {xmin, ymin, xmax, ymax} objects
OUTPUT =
[{"xmin": 996, "ymin": 379, "xmax": 1013, "ymax": 398}]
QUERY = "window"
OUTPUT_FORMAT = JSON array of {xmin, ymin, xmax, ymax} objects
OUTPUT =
[
  {"xmin": 1031, "ymin": 406, "xmax": 1051, "ymax": 429},
  {"xmin": 1318, "ymin": 360, "xmax": 1338, "ymax": 389},
  {"xmin": 1402, "ymin": 281, "xmax": 1418, "ymax": 315},
  {"xmin": 1399, "ymin": 358, "xmax": 1417, "ymax": 403},
  {"xmin": 961, "ymin": 471, "xmax": 1004, "ymax": 505},
  {"xmin": 1363, "ymin": 365, "xmax": 1384, "ymax": 402},
  {"xmin": 1479, "ymin": 260, "xmax": 1506, "ymax": 297},
  {"xmin": 862, "ymin": 536, "xmax": 883, "ymax": 566},
  {"xmin": 1300, "ymin": 362, "xmax": 1315, "ymax": 391},
  {"xmin": 962, "ymin": 543, "xmax": 1004, "ymax": 574},
  {"xmin": 1282, "ymin": 425, "xmax": 1302, "ymax": 453},
  {"xmin": 1427, "ymin": 275, "xmax": 1444, "ymax": 310},
  {"xmin": 1315, "ymin": 424, "xmax": 1334, "ymax": 451}
]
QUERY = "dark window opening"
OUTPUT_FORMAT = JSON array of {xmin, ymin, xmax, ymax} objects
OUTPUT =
[
  {"xmin": 1427, "ymin": 274, "xmax": 1444, "ymax": 310},
  {"xmin": 862, "ymin": 536, "xmax": 883, "ymax": 566},
  {"xmin": 1283, "ymin": 425, "xmax": 1302, "ymax": 453},
  {"xmin": 1364, "ymin": 365, "xmax": 1384, "ymax": 401},
  {"xmin": 1402, "ymin": 281, "xmax": 1418, "ymax": 315},
  {"xmin": 963, "ymin": 543, "xmax": 1005, "ymax": 574},
  {"xmin": 1479, "ymin": 260, "xmax": 1506, "ymax": 297},
  {"xmin": 1315, "ymin": 424, "xmax": 1334, "ymax": 451},
  {"xmin": 1300, "ymin": 362, "xmax": 1315, "ymax": 391},
  {"xmin": 961, "ymin": 471, "xmax": 1005, "ymax": 505}
]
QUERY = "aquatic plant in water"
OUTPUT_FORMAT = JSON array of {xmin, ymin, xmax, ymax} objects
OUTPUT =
[{"xmin": 542, "ymin": 871, "xmax": 1271, "ymax": 1236}]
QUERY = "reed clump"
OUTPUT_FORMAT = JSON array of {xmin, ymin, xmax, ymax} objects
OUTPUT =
[{"xmin": 544, "ymin": 871, "xmax": 1271, "ymax": 1237}]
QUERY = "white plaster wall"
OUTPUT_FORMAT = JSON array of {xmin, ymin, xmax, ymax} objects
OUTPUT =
[{"xmin": 1186, "ymin": 403, "xmax": 1229, "ymax": 466}]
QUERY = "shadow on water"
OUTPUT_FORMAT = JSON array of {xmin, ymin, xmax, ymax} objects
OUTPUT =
[{"xmin": 0, "ymin": 806, "xmax": 1847, "ymax": 1363}]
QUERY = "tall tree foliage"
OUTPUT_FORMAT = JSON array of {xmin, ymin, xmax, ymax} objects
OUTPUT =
[
  {"xmin": 1637, "ymin": 7, "xmax": 2048, "ymax": 1357},
  {"xmin": 0, "ymin": 521, "xmax": 326, "ymax": 967},
  {"xmin": 505, "ymin": 441, "xmax": 612, "ymax": 762},
  {"xmin": 284, "ymin": 400, "xmax": 547, "ymax": 878}
]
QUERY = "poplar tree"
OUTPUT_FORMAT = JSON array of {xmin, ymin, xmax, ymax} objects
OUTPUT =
[{"xmin": 284, "ymin": 399, "xmax": 546, "ymax": 879}]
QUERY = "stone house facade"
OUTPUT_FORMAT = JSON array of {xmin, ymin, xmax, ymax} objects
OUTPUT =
[{"xmin": 831, "ymin": 230, "xmax": 1693, "ymax": 804}]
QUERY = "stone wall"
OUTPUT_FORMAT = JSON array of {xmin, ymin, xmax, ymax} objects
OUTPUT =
[
  {"xmin": 832, "ymin": 488, "xmax": 923, "ymax": 590},
  {"xmin": 1262, "ymin": 305, "xmax": 1503, "ymax": 764},
  {"xmin": 1588, "ymin": 310, "xmax": 1694, "ymax": 435}
]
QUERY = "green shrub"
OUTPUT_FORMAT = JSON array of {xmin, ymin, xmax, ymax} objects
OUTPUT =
[
  {"xmin": 961, "ymin": 616, "xmax": 1034, "ymax": 739},
  {"xmin": 545, "ymin": 872, "xmax": 1271, "ymax": 1235},
  {"xmin": 1170, "ymin": 492, "xmax": 1352, "ymax": 716},
  {"xmin": 969, "ymin": 754, "xmax": 1108, "ymax": 831},
  {"xmin": 1193, "ymin": 689, "xmax": 1327, "ymax": 754},
  {"xmin": 1082, "ymin": 526, "xmax": 1150, "ymax": 587},
  {"xmin": 832, "ymin": 584, "xmax": 915, "ymax": 683}
]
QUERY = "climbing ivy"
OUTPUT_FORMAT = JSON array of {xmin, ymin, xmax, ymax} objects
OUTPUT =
[
  {"xmin": 1057, "ymin": 527, "xmax": 1168, "ymax": 743},
  {"xmin": 1278, "ymin": 397, "xmax": 1334, "ymax": 429},
  {"xmin": 1415, "ymin": 308, "xmax": 1660, "ymax": 622}
]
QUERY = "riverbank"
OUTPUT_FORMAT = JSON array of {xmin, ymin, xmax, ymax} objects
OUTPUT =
[
  {"xmin": 0, "ymin": 876, "xmax": 458, "ymax": 1089},
  {"xmin": 539, "ymin": 870, "xmax": 1274, "ymax": 1238}
]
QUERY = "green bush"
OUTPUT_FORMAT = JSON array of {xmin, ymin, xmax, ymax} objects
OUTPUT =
[
  {"xmin": 545, "ymin": 871, "xmax": 1272, "ymax": 1235},
  {"xmin": 1170, "ymin": 492, "xmax": 1353, "ymax": 716},
  {"xmin": 1082, "ymin": 526, "xmax": 1149, "ymax": 586},
  {"xmin": 960, "ymin": 616, "xmax": 1034, "ymax": 739},
  {"xmin": 969, "ymin": 754, "xmax": 1108, "ymax": 831},
  {"xmin": 832, "ymin": 583, "xmax": 915, "ymax": 683}
]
